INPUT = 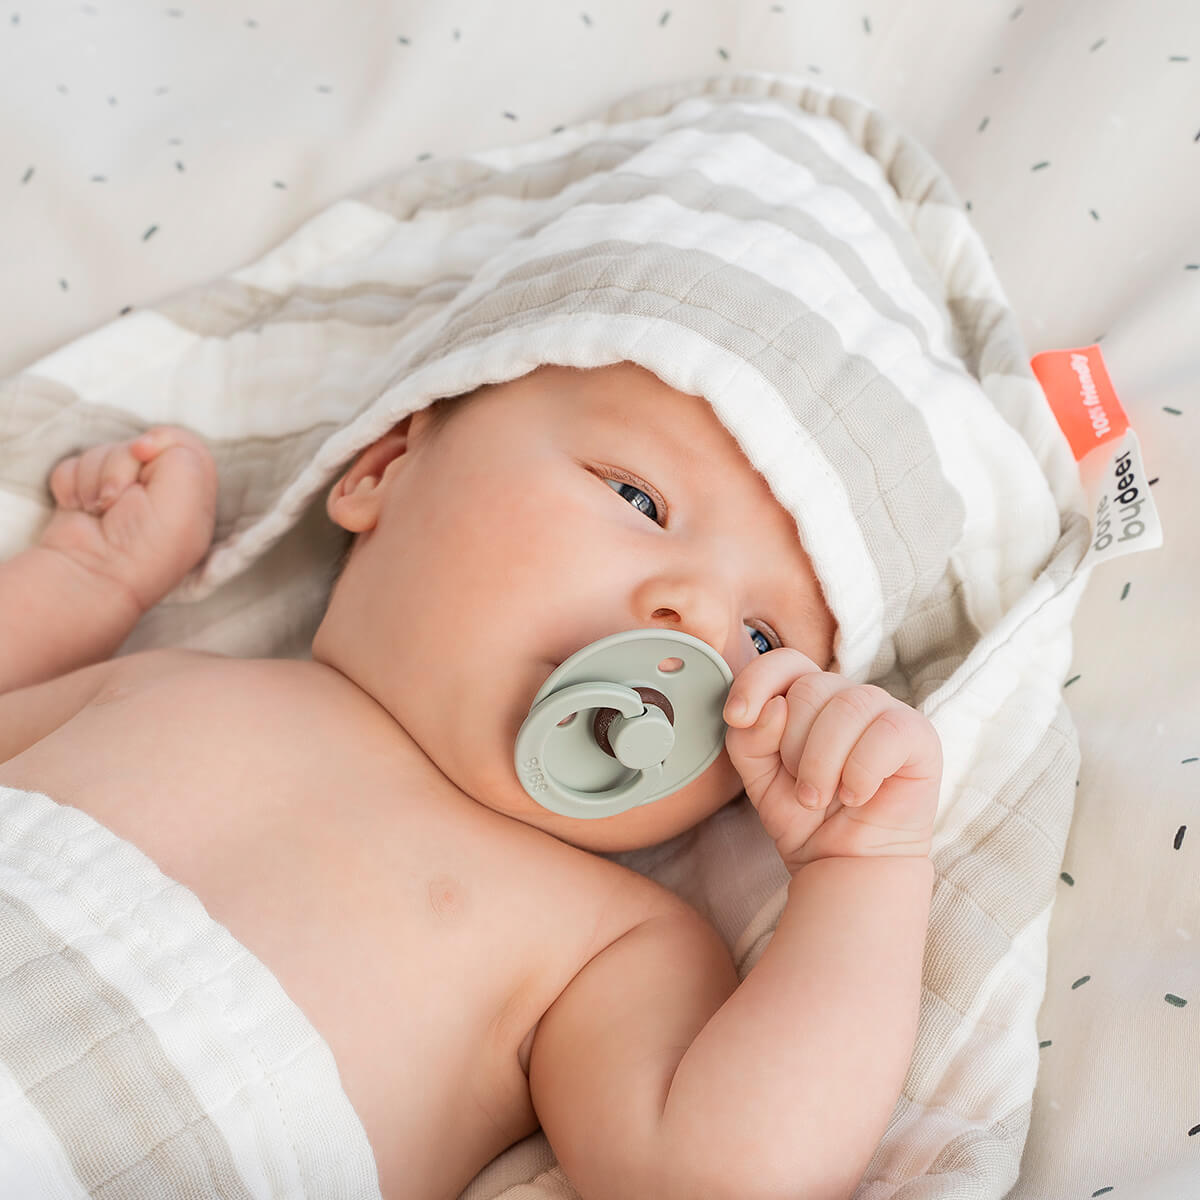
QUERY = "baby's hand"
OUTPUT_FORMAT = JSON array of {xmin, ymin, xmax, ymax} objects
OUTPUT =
[
  {"xmin": 723, "ymin": 649, "xmax": 941, "ymax": 874},
  {"xmin": 40, "ymin": 426, "xmax": 218, "ymax": 614}
]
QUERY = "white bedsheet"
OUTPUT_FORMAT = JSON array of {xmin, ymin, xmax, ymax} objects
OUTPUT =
[{"xmin": 2, "ymin": 3, "xmax": 1197, "ymax": 1197}]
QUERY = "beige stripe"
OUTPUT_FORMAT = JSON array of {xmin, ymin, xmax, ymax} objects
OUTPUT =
[
  {"xmin": 0, "ymin": 887, "xmax": 254, "ymax": 1199},
  {"xmin": 923, "ymin": 700, "xmax": 1077, "ymax": 1015}
]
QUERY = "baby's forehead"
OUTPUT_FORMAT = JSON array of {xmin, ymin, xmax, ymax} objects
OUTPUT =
[{"xmin": 561, "ymin": 363, "xmax": 739, "ymax": 458}]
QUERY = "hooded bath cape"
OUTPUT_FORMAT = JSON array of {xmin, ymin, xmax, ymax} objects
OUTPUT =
[{"xmin": 0, "ymin": 73, "xmax": 1092, "ymax": 1199}]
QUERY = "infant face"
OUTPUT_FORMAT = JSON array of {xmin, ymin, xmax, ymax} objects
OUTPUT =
[{"xmin": 313, "ymin": 363, "xmax": 835, "ymax": 851}]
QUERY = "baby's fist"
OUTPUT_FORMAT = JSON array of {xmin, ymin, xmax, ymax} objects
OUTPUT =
[
  {"xmin": 723, "ymin": 649, "xmax": 941, "ymax": 873},
  {"xmin": 42, "ymin": 426, "xmax": 217, "ymax": 613}
]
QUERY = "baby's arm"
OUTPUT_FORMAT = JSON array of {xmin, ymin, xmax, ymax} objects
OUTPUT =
[
  {"xmin": 0, "ymin": 427, "xmax": 216, "ymax": 695},
  {"xmin": 530, "ymin": 652, "xmax": 938, "ymax": 1199}
]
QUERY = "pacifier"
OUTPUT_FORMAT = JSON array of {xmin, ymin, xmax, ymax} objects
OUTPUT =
[{"xmin": 514, "ymin": 629, "xmax": 733, "ymax": 819}]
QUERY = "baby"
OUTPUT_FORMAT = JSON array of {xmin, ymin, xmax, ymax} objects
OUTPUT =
[{"xmin": 0, "ymin": 360, "xmax": 939, "ymax": 1199}]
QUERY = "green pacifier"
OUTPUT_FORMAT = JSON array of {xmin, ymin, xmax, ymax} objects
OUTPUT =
[{"xmin": 514, "ymin": 629, "xmax": 734, "ymax": 819}]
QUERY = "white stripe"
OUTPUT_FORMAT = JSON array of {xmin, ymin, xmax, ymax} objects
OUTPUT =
[
  {"xmin": 231, "ymin": 199, "xmax": 399, "ymax": 294},
  {"xmin": 0, "ymin": 491, "xmax": 49, "ymax": 560},
  {"xmin": 0, "ymin": 1054, "xmax": 89, "ymax": 1200}
]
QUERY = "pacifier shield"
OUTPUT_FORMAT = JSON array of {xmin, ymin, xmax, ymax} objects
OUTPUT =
[{"xmin": 514, "ymin": 629, "xmax": 733, "ymax": 819}]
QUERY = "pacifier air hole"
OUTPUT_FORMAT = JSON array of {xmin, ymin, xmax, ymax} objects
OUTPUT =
[
  {"xmin": 592, "ymin": 687, "xmax": 675, "ymax": 759},
  {"xmin": 657, "ymin": 657, "xmax": 684, "ymax": 673}
]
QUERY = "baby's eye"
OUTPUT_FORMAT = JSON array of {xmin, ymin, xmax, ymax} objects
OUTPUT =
[
  {"xmin": 603, "ymin": 473, "xmax": 663, "ymax": 525},
  {"xmin": 747, "ymin": 625, "xmax": 773, "ymax": 655},
  {"xmin": 746, "ymin": 622, "xmax": 782, "ymax": 655}
]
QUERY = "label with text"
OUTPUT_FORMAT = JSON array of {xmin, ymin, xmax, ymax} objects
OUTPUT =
[{"xmin": 1031, "ymin": 344, "xmax": 1162, "ymax": 567}]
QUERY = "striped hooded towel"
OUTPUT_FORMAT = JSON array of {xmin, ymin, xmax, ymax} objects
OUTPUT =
[{"xmin": 0, "ymin": 72, "xmax": 1091, "ymax": 1198}]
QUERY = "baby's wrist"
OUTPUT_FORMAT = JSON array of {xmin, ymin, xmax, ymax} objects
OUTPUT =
[
  {"xmin": 789, "ymin": 839, "xmax": 933, "ymax": 875},
  {"xmin": 0, "ymin": 545, "xmax": 143, "ymax": 692},
  {"xmin": 29, "ymin": 542, "xmax": 145, "ymax": 634}
]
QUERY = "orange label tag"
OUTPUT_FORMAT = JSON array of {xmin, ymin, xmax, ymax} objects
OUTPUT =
[{"xmin": 1030, "ymin": 344, "xmax": 1129, "ymax": 461}]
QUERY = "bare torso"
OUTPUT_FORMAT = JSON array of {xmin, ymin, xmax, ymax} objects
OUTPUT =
[{"xmin": 0, "ymin": 649, "xmax": 678, "ymax": 1200}]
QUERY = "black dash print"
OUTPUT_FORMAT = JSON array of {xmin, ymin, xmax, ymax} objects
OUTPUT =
[
  {"xmin": 1120, "ymin": 582, "xmax": 1130, "ymax": 600},
  {"xmin": 551, "ymin": 126, "xmax": 565, "ymax": 134},
  {"xmin": 1065, "ymin": 674, "xmax": 1081, "ymax": 687},
  {"xmin": 1165, "ymin": 994, "xmax": 1188, "ymax": 1007},
  {"xmin": 1149, "ymin": 477, "xmax": 1159, "ymax": 486},
  {"xmin": 1090, "ymin": 209, "xmax": 1100, "ymax": 221},
  {"xmin": 452, "ymin": 28, "xmax": 461, "ymax": 40},
  {"xmin": 1168, "ymin": 55, "xmax": 1190, "ymax": 63},
  {"xmin": 119, "ymin": 305, "xmax": 132, "ymax": 316},
  {"xmin": 142, "ymin": 225, "xmax": 158, "ymax": 241},
  {"xmin": 992, "ymin": 65, "xmax": 1003, "ymax": 75},
  {"xmin": 91, "ymin": 175, "xmax": 106, "ymax": 183},
  {"xmin": 863, "ymin": 16, "xmax": 871, "ymax": 33},
  {"xmin": 1164, "ymin": 406, "xmax": 1183, "ymax": 415},
  {"xmin": 397, "ymin": 35, "xmax": 410, "ymax": 44},
  {"xmin": 245, "ymin": 18, "xmax": 257, "ymax": 28},
  {"xmin": 272, "ymin": 180, "xmax": 287, "ymax": 189},
  {"xmin": 1175, "ymin": 826, "xmax": 1186, "ymax": 849},
  {"xmin": 1185, "ymin": 757, "xmax": 1199, "ymax": 764},
  {"xmin": 978, "ymin": 116, "xmax": 990, "ymax": 133},
  {"xmin": 21, "ymin": 165, "xmax": 34, "ymax": 184},
  {"xmin": 965, "ymin": 200, "xmax": 972, "ymax": 211},
  {"xmin": 1061, "ymin": 872, "xmax": 1075, "ymax": 886},
  {"xmin": 1092, "ymin": 1190, "xmax": 1114, "ymax": 1198},
  {"xmin": 660, "ymin": 10, "xmax": 671, "ymax": 25},
  {"xmin": 1187, "ymin": 264, "xmax": 1199, "ymax": 271},
  {"xmin": 11, "ymin": 12, "xmax": 19, "ymax": 24},
  {"xmin": 1090, "ymin": 38, "xmax": 1106, "ymax": 52},
  {"xmin": 316, "ymin": 84, "xmax": 333, "ymax": 94},
  {"xmin": 1194, "ymin": 130, "xmax": 1200, "ymax": 142},
  {"xmin": 717, "ymin": 47, "xmax": 730, "ymax": 60},
  {"xmin": 416, "ymin": 152, "xmax": 432, "ymax": 161},
  {"xmin": 502, "ymin": 111, "xmax": 518, "ymax": 121},
  {"xmin": 108, "ymin": 96, "xmax": 118, "ymax": 106},
  {"xmin": 175, "ymin": 161, "xmax": 185, "ymax": 172},
  {"xmin": 1039, "ymin": 1039, "xmax": 1052, "ymax": 1048},
  {"xmin": 1189, "ymin": 1124, "xmax": 1200, "ymax": 1136},
  {"xmin": 1032, "ymin": 161, "xmax": 1050, "ymax": 171},
  {"xmin": 59, "ymin": 279, "xmax": 69, "ymax": 291},
  {"xmin": 1009, "ymin": 5, "xmax": 1023, "ymax": 18},
  {"xmin": 581, "ymin": 12, "xmax": 592, "ymax": 26},
  {"xmin": 165, "ymin": 7, "xmax": 184, "ymax": 17},
  {"xmin": 1071, "ymin": 975, "xmax": 1091, "ymax": 989}
]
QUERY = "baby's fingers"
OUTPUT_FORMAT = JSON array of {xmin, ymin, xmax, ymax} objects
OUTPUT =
[
  {"xmin": 793, "ymin": 685, "xmax": 896, "ymax": 809},
  {"xmin": 50, "ymin": 442, "xmax": 142, "ymax": 514}
]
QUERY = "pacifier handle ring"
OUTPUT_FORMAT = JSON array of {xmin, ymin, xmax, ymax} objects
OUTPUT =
[
  {"xmin": 515, "ymin": 681, "xmax": 665, "ymax": 817},
  {"xmin": 593, "ymin": 686, "xmax": 674, "ymax": 758}
]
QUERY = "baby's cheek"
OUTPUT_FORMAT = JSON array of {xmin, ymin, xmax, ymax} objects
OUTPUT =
[{"xmin": 704, "ymin": 745, "xmax": 747, "ymax": 807}]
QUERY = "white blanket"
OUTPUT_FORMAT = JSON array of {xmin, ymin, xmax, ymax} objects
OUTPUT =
[{"xmin": 0, "ymin": 787, "xmax": 379, "ymax": 1199}]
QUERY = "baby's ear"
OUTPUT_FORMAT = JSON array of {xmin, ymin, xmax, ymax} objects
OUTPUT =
[{"xmin": 327, "ymin": 413, "xmax": 426, "ymax": 532}]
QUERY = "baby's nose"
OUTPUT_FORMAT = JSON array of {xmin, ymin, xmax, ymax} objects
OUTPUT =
[{"xmin": 637, "ymin": 577, "xmax": 736, "ymax": 664}]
